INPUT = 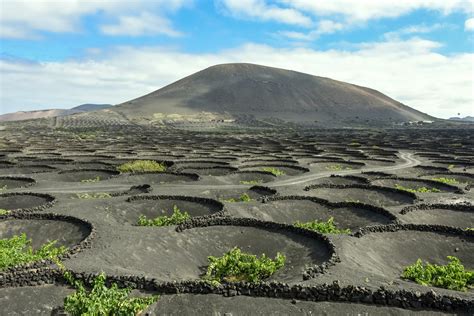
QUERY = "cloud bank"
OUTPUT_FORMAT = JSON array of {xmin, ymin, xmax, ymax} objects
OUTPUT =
[{"xmin": 1, "ymin": 38, "xmax": 472, "ymax": 118}]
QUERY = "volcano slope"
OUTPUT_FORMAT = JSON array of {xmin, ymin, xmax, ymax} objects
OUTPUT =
[
  {"xmin": 0, "ymin": 125, "xmax": 473, "ymax": 315},
  {"xmin": 111, "ymin": 63, "xmax": 433, "ymax": 126}
]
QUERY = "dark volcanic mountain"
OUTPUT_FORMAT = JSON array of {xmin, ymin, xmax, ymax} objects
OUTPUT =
[{"xmin": 114, "ymin": 63, "xmax": 433, "ymax": 124}]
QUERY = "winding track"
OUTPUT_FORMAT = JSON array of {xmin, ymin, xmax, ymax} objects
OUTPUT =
[
  {"xmin": 270, "ymin": 151, "xmax": 419, "ymax": 187},
  {"xmin": 30, "ymin": 151, "xmax": 421, "ymax": 194}
]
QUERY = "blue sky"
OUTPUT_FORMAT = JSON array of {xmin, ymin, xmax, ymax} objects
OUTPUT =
[{"xmin": 1, "ymin": 0, "xmax": 473, "ymax": 118}]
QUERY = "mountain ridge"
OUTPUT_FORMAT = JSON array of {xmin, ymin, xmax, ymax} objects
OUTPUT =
[
  {"xmin": 0, "ymin": 104, "xmax": 112, "ymax": 122},
  {"xmin": 113, "ymin": 63, "xmax": 434, "ymax": 125}
]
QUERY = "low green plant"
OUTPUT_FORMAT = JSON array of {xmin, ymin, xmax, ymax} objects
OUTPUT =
[
  {"xmin": 137, "ymin": 205, "xmax": 190, "ymax": 226},
  {"xmin": 223, "ymin": 193, "xmax": 253, "ymax": 202},
  {"xmin": 117, "ymin": 160, "xmax": 166, "ymax": 173},
  {"xmin": 395, "ymin": 184, "xmax": 441, "ymax": 193},
  {"xmin": 75, "ymin": 132, "xmax": 97, "ymax": 140},
  {"xmin": 0, "ymin": 209, "xmax": 9, "ymax": 215},
  {"xmin": 59, "ymin": 262, "xmax": 159, "ymax": 315},
  {"xmin": 239, "ymin": 179, "xmax": 263, "ymax": 185},
  {"xmin": 345, "ymin": 198, "xmax": 361, "ymax": 203},
  {"xmin": 325, "ymin": 164, "xmax": 352, "ymax": 171},
  {"xmin": 261, "ymin": 167, "xmax": 285, "ymax": 176},
  {"xmin": 431, "ymin": 177, "xmax": 459, "ymax": 185},
  {"xmin": 80, "ymin": 176, "xmax": 100, "ymax": 183},
  {"xmin": 0, "ymin": 185, "xmax": 7, "ymax": 191},
  {"xmin": 0, "ymin": 233, "xmax": 67, "ymax": 270},
  {"xmin": 465, "ymin": 228, "xmax": 474, "ymax": 231},
  {"xmin": 448, "ymin": 164, "xmax": 455, "ymax": 169},
  {"xmin": 75, "ymin": 192, "xmax": 112, "ymax": 199},
  {"xmin": 204, "ymin": 247, "xmax": 286, "ymax": 284},
  {"xmin": 401, "ymin": 256, "xmax": 474, "ymax": 291},
  {"xmin": 294, "ymin": 217, "xmax": 351, "ymax": 234}
]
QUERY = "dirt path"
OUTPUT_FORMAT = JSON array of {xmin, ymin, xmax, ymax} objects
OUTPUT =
[{"xmin": 32, "ymin": 151, "xmax": 420, "ymax": 193}]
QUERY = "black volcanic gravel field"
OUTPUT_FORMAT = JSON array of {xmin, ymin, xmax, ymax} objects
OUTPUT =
[{"xmin": 0, "ymin": 126, "xmax": 473, "ymax": 315}]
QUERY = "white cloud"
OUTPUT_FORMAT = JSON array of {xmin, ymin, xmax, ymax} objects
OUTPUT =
[
  {"xmin": 100, "ymin": 12, "xmax": 182, "ymax": 37},
  {"xmin": 317, "ymin": 19, "xmax": 345, "ymax": 33},
  {"xmin": 279, "ymin": 19, "xmax": 344, "ymax": 40},
  {"xmin": 1, "ymin": 38, "xmax": 473, "ymax": 118},
  {"xmin": 466, "ymin": 18, "xmax": 474, "ymax": 31},
  {"xmin": 280, "ymin": 0, "xmax": 472, "ymax": 22},
  {"xmin": 396, "ymin": 23, "xmax": 447, "ymax": 34},
  {"xmin": 0, "ymin": 0, "xmax": 190, "ymax": 39},
  {"xmin": 217, "ymin": 0, "xmax": 313, "ymax": 27},
  {"xmin": 383, "ymin": 23, "xmax": 453, "ymax": 41}
]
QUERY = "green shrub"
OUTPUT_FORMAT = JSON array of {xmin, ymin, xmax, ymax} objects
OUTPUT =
[
  {"xmin": 294, "ymin": 217, "xmax": 351, "ymax": 234},
  {"xmin": 137, "ymin": 205, "xmax": 190, "ymax": 226},
  {"xmin": 204, "ymin": 247, "xmax": 286, "ymax": 284},
  {"xmin": 223, "ymin": 193, "xmax": 253, "ymax": 202},
  {"xmin": 431, "ymin": 177, "xmax": 459, "ymax": 185},
  {"xmin": 0, "ymin": 209, "xmax": 10, "ymax": 215},
  {"xmin": 0, "ymin": 185, "xmax": 7, "ymax": 191},
  {"xmin": 0, "ymin": 233, "xmax": 67, "ymax": 271},
  {"xmin": 325, "ymin": 164, "xmax": 352, "ymax": 171},
  {"xmin": 402, "ymin": 256, "xmax": 474, "ymax": 291},
  {"xmin": 465, "ymin": 228, "xmax": 474, "ymax": 231},
  {"xmin": 75, "ymin": 132, "xmax": 97, "ymax": 140},
  {"xmin": 80, "ymin": 176, "xmax": 100, "ymax": 183},
  {"xmin": 261, "ymin": 167, "xmax": 285, "ymax": 176},
  {"xmin": 117, "ymin": 160, "xmax": 166, "ymax": 173},
  {"xmin": 395, "ymin": 184, "xmax": 441, "ymax": 193},
  {"xmin": 344, "ymin": 199, "xmax": 361, "ymax": 203},
  {"xmin": 62, "ymin": 270, "xmax": 158, "ymax": 315},
  {"xmin": 239, "ymin": 179, "xmax": 263, "ymax": 185},
  {"xmin": 75, "ymin": 192, "xmax": 112, "ymax": 199}
]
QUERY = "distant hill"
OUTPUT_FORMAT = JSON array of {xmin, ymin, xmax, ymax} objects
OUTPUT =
[
  {"xmin": 0, "ymin": 104, "xmax": 111, "ymax": 122},
  {"xmin": 449, "ymin": 116, "xmax": 474, "ymax": 122},
  {"xmin": 71, "ymin": 104, "xmax": 112, "ymax": 112},
  {"xmin": 113, "ymin": 63, "xmax": 434, "ymax": 125}
]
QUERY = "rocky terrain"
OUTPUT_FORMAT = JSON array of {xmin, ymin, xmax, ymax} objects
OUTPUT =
[{"xmin": 0, "ymin": 123, "xmax": 472, "ymax": 315}]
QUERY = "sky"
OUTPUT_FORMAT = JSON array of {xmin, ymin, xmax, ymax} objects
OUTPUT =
[{"xmin": 0, "ymin": 0, "xmax": 473, "ymax": 118}]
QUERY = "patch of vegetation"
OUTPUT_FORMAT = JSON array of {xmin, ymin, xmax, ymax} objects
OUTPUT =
[
  {"xmin": 349, "ymin": 142, "xmax": 361, "ymax": 146},
  {"xmin": 57, "ymin": 259, "xmax": 158, "ymax": 315},
  {"xmin": 431, "ymin": 177, "xmax": 459, "ymax": 185},
  {"xmin": 0, "ymin": 185, "xmax": 7, "ymax": 191},
  {"xmin": 325, "ymin": 164, "xmax": 352, "ymax": 171},
  {"xmin": 402, "ymin": 256, "xmax": 474, "ymax": 291},
  {"xmin": 345, "ymin": 199, "xmax": 361, "ymax": 203},
  {"xmin": 465, "ymin": 228, "xmax": 474, "ymax": 231},
  {"xmin": 0, "ymin": 233, "xmax": 67, "ymax": 271},
  {"xmin": 294, "ymin": 217, "xmax": 351, "ymax": 234},
  {"xmin": 75, "ymin": 192, "xmax": 112, "ymax": 199},
  {"xmin": 223, "ymin": 193, "xmax": 253, "ymax": 202},
  {"xmin": 117, "ymin": 160, "xmax": 166, "ymax": 173},
  {"xmin": 239, "ymin": 179, "xmax": 263, "ymax": 185},
  {"xmin": 137, "ymin": 205, "xmax": 190, "ymax": 226},
  {"xmin": 0, "ymin": 209, "xmax": 10, "ymax": 215},
  {"xmin": 80, "ymin": 176, "xmax": 100, "ymax": 183},
  {"xmin": 261, "ymin": 167, "xmax": 285, "ymax": 176},
  {"xmin": 448, "ymin": 164, "xmax": 455, "ymax": 169},
  {"xmin": 203, "ymin": 247, "xmax": 286, "ymax": 284},
  {"xmin": 395, "ymin": 184, "xmax": 441, "ymax": 193},
  {"xmin": 75, "ymin": 131, "xmax": 98, "ymax": 140}
]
